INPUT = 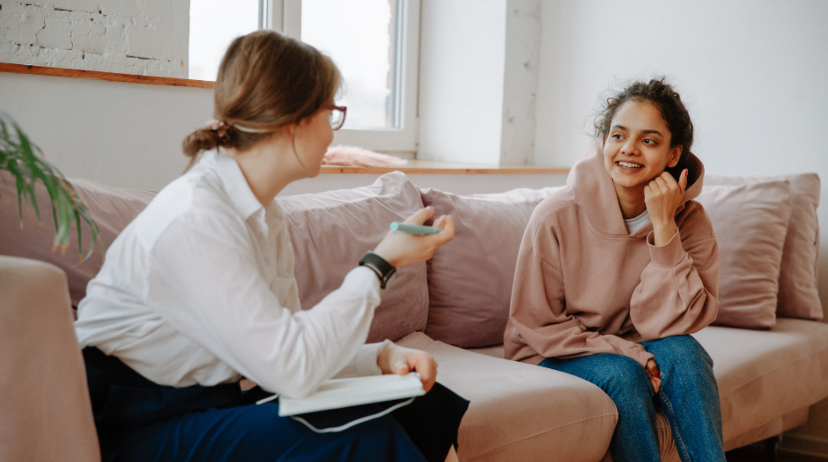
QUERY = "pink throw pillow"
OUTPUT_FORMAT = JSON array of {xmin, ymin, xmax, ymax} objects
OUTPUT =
[
  {"xmin": 420, "ymin": 187, "xmax": 562, "ymax": 347},
  {"xmin": 0, "ymin": 171, "xmax": 155, "ymax": 306},
  {"xmin": 696, "ymin": 181, "xmax": 793, "ymax": 328},
  {"xmin": 706, "ymin": 174, "xmax": 822, "ymax": 320},
  {"xmin": 277, "ymin": 172, "xmax": 429, "ymax": 343}
]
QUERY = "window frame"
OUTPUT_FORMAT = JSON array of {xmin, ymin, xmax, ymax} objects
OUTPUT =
[{"xmin": 264, "ymin": 0, "xmax": 420, "ymax": 155}]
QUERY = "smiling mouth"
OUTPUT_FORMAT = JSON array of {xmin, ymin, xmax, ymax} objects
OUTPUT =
[{"xmin": 617, "ymin": 161, "xmax": 643, "ymax": 169}]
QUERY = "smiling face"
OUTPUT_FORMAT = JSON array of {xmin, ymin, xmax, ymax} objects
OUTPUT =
[{"xmin": 603, "ymin": 100, "xmax": 683, "ymax": 194}]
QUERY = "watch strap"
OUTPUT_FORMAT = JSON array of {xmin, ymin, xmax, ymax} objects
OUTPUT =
[{"xmin": 359, "ymin": 251, "xmax": 396, "ymax": 289}]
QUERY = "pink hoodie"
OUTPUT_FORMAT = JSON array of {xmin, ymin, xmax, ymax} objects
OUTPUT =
[{"xmin": 504, "ymin": 144, "xmax": 720, "ymax": 367}]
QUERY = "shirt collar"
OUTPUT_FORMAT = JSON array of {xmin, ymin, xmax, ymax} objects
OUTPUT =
[{"xmin": 201, "ymin": 151, "xmax": 263, "ymax": 221}]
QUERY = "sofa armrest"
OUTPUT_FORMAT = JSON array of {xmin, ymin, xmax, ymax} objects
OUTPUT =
[{"xmin": 0, "ymin": 256, "xmax": 100, "ymax": 462}]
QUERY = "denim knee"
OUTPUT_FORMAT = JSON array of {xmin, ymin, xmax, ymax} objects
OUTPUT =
[
  {"xmin": 600, "ymin": 355, "xmax": 654, "ymax": 399},
  {"xmin": 644, "ymin": 335, "xmax": 713, "ymax": 371},
  {"xmin": 540, "ymin": 354, "xmax": 654, "ymax": 399}
]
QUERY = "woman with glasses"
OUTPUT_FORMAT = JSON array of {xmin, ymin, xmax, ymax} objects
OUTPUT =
[{"xmin": 75, "ymin": 30, "xmax": 467, "ymax": 462}]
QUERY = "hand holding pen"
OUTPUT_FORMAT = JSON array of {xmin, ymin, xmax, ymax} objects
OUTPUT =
[{"xmin": 372, "ymin": 207, "xmax": 454, "ymax": 268}]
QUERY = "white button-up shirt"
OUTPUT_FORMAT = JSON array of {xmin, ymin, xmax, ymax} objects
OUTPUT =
[{"xmin": 75, "ymin": 151, "xmax": 386, "ymax": 398}]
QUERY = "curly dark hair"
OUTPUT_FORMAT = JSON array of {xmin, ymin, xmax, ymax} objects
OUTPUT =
[{"xmin": 594, "ymin": 78, "xmax": 694, "ymax": 180}]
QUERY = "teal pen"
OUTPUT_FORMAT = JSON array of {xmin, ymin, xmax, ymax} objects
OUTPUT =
[{"xmin": 390, "ymin": 222, "xmax": 443, "ymax": 235}]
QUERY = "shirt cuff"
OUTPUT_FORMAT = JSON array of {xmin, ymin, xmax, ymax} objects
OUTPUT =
[
  {"xmin": 346, "ymin": 266, "xmax": 382, "ymax": 304},
  {"xmin": 646, "ymin": 229, "xmax": 686, "ymax": 269},
  {"xmin": 355, "ymin": 340, "xmax": 392, "ymax": 376}
]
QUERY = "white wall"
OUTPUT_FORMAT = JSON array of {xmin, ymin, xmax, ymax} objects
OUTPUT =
[
  {"xmin": 534, "ymin": 0, "xmax": 828, "ymax": 311},
  {"xmin": 418, "ymin": 0, "xmax": 507, "ymax": 164},
  {"xmin": 0, "ymin": 0, "xmax": 190, "ymax": 78},
  {"xmin": 499, "ymin": 0, "xmax": 540, "ymax": 165},
  {"xmin": 0, "ymin": 71, "xmax": 562, "ymax": 195},
  {"xmin": 0, "ymin": 72, "xmax": 211, "ymax": 190},
  {"xmin": 418, "ymin": 0, "xmax": 543, "ymax": 166}
]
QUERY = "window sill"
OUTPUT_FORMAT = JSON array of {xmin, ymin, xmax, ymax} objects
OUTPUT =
[
  {"xmin": 321, "ymin": 160, "xmax": 569, "ymax": 175},
  {"xmin": 0, "ymin": 63, "xmax": 213, "ymax": 88}
]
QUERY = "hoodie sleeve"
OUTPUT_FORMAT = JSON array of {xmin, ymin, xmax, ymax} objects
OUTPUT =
[
  {"xmin": 506, "ymin": 222, "xmax": 654, "ymax": 367},
  {"xmin": 629, "ymin": 203, "xmax": 720, "ymax": 340}
]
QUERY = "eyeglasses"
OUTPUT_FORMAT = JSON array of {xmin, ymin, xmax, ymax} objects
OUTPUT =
[{"xmin": 329, "ymin": 105, "xmax": 347, "ymax": 130}]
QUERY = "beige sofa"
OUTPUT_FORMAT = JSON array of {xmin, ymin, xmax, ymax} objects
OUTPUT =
[{"xmin": 1, "ymin": 170, "xmax": 827, "ymax": 462}]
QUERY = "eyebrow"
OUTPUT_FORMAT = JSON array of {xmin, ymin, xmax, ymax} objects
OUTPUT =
[{"xmin": 611, "ymin": 125, "xmax": 664, "ymax": 137}]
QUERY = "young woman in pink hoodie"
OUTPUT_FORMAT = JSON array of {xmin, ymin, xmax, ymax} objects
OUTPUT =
[{"xmin": 505, "ymin": 79, "xmax": 724, "ymax": 461}]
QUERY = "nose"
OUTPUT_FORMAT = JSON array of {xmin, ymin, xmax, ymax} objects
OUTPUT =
[{"xmin": 620, "ymin": 138, "xmax": 639, "ymax": 156}]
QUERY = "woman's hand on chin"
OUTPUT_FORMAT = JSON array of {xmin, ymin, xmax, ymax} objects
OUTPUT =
[
  {"xmin": 377, "ymin": 343, "xmax": 437, "ymax": 393},
  {"xmin": 644, "ymin": 169, "xmax": 688, "ymax": 246}
]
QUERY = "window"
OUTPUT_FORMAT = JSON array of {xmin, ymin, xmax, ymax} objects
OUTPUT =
[
  {"xmin": 273, "ymin": 0, "xmax": 420, "ymax": 154},
  {"xmin": 300, "ymin": 0, "xmax": 400, "ymax": 130},
  {"xmin": 189, "ymin": 0, "xmax": 259, "ymax": 81},
  {"xmin": 190, "ymin": 0, "xmax": 420, "ymax": 154}
]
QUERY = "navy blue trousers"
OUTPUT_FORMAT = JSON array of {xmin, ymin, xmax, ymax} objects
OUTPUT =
[{"xmin": 84, "ymin": 348, "xmax": 468, "ymax": 462}]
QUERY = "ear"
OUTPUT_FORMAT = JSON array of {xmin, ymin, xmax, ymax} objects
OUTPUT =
[
  {"xmin": 282, "ymin": 123, "xmax": 297, "ymax": 138},
  {"xmin": 666, "ymin": 145, "xmax": 683, "ymax": 168}
]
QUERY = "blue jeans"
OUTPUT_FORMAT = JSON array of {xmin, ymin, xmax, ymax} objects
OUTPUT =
[{"xmin": 540, "ymin": 335, "xmax": 725, "ymax": 462}]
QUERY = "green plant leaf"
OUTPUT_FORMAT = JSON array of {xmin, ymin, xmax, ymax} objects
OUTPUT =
[{"xmin": 0, "ymin": 111, "xmax": 103, "ymax": 262}]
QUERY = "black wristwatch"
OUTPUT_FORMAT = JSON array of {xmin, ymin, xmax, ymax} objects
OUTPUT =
[{"xmin": 359, "ymin": 251, "xmax": 396, "ymax": 289}]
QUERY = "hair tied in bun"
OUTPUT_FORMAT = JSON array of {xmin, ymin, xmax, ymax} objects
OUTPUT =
[{"xmin": 206, "ymin": 120, "xmax": 230, "ymax": 140}]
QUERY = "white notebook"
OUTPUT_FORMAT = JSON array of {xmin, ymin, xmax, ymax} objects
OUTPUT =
[{"xmin": 278, "ymin": 372, "xmax": 425, "ymax": 417}]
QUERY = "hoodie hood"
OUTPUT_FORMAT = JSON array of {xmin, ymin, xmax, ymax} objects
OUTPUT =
[{"xmin": 567, "ymin": 142, "xmax": 706, "ymax": 236}]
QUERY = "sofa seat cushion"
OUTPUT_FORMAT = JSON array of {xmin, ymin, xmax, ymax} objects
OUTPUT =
[
  {"xmin": 470, "ymin": 319, "xmax": 828, "ymax": 453},
  {"xmin": 469, "ymin": 344, "xmax": 677, "ymax": 461},
  {"xmin": 396, "ymin": 332, "xmax": 617, "ymax": 462},
  {"xmin": 692, "ymin": 318, "xmax": 828, "ymax": 443}
]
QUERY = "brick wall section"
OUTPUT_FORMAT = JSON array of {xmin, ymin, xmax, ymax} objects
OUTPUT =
[{"xmin": 0, "ymin": 0, "xmax": 189, "ymax": 78}]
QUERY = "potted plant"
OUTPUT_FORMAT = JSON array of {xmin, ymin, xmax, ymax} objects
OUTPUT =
[{"xmin": 0, "ymin": 111, "xmax": 100, "ymax": 261}]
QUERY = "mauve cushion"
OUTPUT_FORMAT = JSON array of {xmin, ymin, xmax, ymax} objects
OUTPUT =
[
  {"xmin": 277, "ymin": 172, "xmax": 428, "ymax": 343},
  {"xmin": 0, "ymin": 171, "xmax": 155, "ymax": 306},
  {"xmin": 706, "ymin": 174, "xmax": 822, "ymax": 320},
  {"xmin": 696, "ymin": 181, "xmax": 793, "ymax": 328},
  {"xmin": 420, "ymin": 186, "xmax": 562, "ymax": 348}
]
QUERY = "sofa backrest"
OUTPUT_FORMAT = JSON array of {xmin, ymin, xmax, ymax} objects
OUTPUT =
[
  {"xmin": 696, "ymin": 180, "xmax": 794, "ymax": 328},
  {"xmin": 276, "ymin": 171, "xmax": 429, "ymax": 343},
  {"xmin": 0, "ymin": 170, "xmax": 428, "ymax": 343},
  {"xmin": 420, "ymin": 186, "xmax": 563, "ymax": 348},
  {"xmin": 3, "ymin": 169, "xmax": 821, "ymax": 350},
  {"xmin": 705, "ymin": 174, "xmax": 822, "ymax": 321},
  {"xmin": 0, "ymin": 171, "xmax": 155, "ymax": 307}
]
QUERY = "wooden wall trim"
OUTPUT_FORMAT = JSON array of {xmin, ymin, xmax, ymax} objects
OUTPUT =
[{"xmin": 0, "ymin": 63, "xmax": 214, "ymax": 89}]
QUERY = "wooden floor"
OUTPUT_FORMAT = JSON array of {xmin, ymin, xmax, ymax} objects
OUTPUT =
[{"xmin": 727, "ymin": 443, "xmax": 828, "ymax": 462}]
